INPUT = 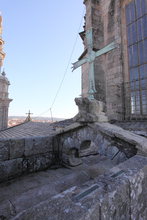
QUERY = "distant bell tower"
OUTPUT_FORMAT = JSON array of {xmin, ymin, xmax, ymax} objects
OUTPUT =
[{"xmin": 0, "ymin": 14, "xmax": 12, "ymax": 130}]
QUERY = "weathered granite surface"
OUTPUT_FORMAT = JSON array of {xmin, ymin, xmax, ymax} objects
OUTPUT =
[
  {"xmin": 74, "ymin": 97, "xmax": 108, "ymax": 122},
  {"xmin": 115, "ymin": 121, "xmax": 147, "ymax": 138},
  {"xmin": 93, "ymin": 123, "xmax": 147, "ymax": 156},
  {"xmin": 0, "ymin": 121, "xmax": 84, "ymax": 182},
  {"xmin": 0, "ymin": 120, "xmax": 147, "ymax": 183},
  {"xmin": 0, "ymin": 154, "xmax": 117, "ymax": 219},
  {"xmin": 0, "ymin": 120, "xmax": 147, "ymax": 219},
  {"xmin": 3, "ymin": 155, "xmax": 146, "ymax": 220}
]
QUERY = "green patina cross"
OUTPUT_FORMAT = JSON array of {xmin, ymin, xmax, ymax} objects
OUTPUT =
[{"xmin": 72, "ymin": 28, "xmax": 117, "ymax": 99}]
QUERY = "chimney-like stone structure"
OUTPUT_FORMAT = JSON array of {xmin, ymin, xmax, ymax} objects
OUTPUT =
[{"xmin": 0, "ymin": 14, "xmax": 12, "ymax": 130}]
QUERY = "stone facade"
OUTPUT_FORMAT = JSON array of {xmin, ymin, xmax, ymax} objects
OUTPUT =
[
  {"xmin": 0, "ymin": 15, "xmax": 12, "ymax": 130},
  {"xmin": 80, "ymin": 0, "xmax": 147, "ymax": 121}
]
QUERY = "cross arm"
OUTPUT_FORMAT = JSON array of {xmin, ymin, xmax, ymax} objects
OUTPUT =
[
  {"xmin": 95, "ymin": 42, "xmax": 117, "ymax": 58},
  {"xmin": 72, "ymin": 57, "xmax": 87, "ymax": 72}
]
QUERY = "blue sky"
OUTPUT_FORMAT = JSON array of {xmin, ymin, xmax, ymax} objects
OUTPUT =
[{"xmin": 1, "ymin": 0, "xmax": 85, "ymax": 119}]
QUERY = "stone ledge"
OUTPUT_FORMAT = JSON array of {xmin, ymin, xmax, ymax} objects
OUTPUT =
[
  {"xmin": 93, "ymin": 123, "xmax": 147, "ymax": 156},
  {"xmin": 11, "ymin": 155, "xmax": 147, "ymax": 220}
]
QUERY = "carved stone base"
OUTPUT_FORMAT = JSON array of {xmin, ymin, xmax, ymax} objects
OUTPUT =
[{"xmin": 74, "ymin": 97, "xmax": 108, "ymax": 123}]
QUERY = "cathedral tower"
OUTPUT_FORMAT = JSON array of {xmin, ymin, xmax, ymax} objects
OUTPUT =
[{"xmin": 0, "ymin": 14, "xmax": 12, "ymax": 130}]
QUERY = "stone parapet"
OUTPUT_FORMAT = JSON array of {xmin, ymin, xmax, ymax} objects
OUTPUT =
[
  {"xmin": 0, "ymin": 136, "xmax": 54, "ymax": 183},
  {"xmin": 0, "ymin": 121, "xmax": 147, "ymax": 183},
  {"xmin": 12, "ymin": 155, "xmax": 147, "ymax": 220}
]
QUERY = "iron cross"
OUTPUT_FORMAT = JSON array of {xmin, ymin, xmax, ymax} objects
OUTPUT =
[{"xmin": 72, "ymin": 28, "xmax": 117, "ymax": 99}]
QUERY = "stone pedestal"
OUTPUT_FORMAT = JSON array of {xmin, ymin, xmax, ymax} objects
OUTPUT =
[{"xmin": 74, "ymin": 97, "xmax": 108, "ymax": 123}]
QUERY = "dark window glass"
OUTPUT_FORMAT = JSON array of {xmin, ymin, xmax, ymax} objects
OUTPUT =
[
  {"xmin": 131, "ymin": 92, "xmax": 135, "ymax": 113},
  {"xmin": 130, "ymin": 67, "xmax": 139, "ymax": 81},
  {"xmin": 140, "ymin": 64, "xmax": 147, "ymax": 79},
  {"xmin": 143, "ymin": 15, "xmax": 147, "ymax": 38},
  {"xmin": 144, "ymin": 39, "xmax": 147, "ymax": 63},
  {"xmin": 135, "ymin": 80, "xmax": 140, "ymax": 89},
  {"xmin": 142, "ymin": 105, "xmax": 147, "ymax": 114},
  {"xmin": 132, "ymin": 23, "xmax": 137, "ymax": 44},
  {"xmin": 136, "ymin": 0, "xmax": 146, "ymax": 18},
  {"xmin": 128, "ymin": 47, "xmax": 132, "ymax": 67},
  {"xmin": 136, "ymin": 0, "xmax": 142, "ymax": 18},
  {"xmin": 142, "ymin": 90, "xmax": 147, "ymax": 114},
  {"xmin": 126, "ymin": 0, "xmax": 147, "ymax": 116},
  {"xmin": 129, "ymin": 44, "xmax": 138, "ymax": 67},
  {"xmin": 126, "ymin": 1, "xmax": 136, "ymax": 24},
  {"xmin": 138, "ymin": 16, "xmax": 147, "ymax": 39},
  {"xmin": 126, "ymin": 4, "xmax": 131, "ymax": 25},
  {"xmin": 141, "ymin": 0, "xmax": 146, "ymax": 16},
  {"xmin": 138, "ymin": 41, "xmax": 144, "ymax": 64},
  {"xmin": 137, "ymin": 19, "xmax": 142, "ymax": 41},
  {"xmin": 130, "ymin": 1, "xmax": 136, "ymax": 22},
  {"xmin": 140, "ymin": 79, "xmax": 147, "ymax": 89},
  {"xmin": 127, "ymin": 26, "xmax": 131, "ymax": 45},
  {"xmin": 135, "ymin": 91, "xmax": 141, "ymax": 113}
]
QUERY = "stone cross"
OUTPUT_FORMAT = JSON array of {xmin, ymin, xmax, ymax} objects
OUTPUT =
[
  {"xmin": 25, "ymin": 110, "xmax": 33, "ymax": 122},
  {"xmin": 72, "ymin": 28, "xmax": 117, "ymax": 99}
]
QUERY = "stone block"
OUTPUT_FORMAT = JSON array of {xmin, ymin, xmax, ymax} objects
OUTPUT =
[
  {"xmin": 33, "ymin": 137, "xmax": 52, "ymax": 155},
  {"xmin": 129, "ymin": 167, "xmax": 147, "ymax": 220},
  {"xmin": 26, "ymin": 157, "xmax": 35, "ymax": 173},
  {"xmin": 24, "ymin": 138, "xmax": 34, "ymax": 156},
  {"xmin": 106, "ymin": 145, "xmax": 118, "ymax": 159},
  {"xmin": 62, "ymin": 152, "xmax": 82, "ymax": 167},
  {"xmin": 43, "ymin": 136, "xmax": 53, "ymax": 152},
  {"xmin": 0, "ymin": 140, "xmax": 10, "ymax": 161},
  {"xmin": 79, "ymin": 140, "xmax": 98, "ymax": 157},
  {"xmin": 10, "ymin": 138, "xmax": 25, "ymax": 159},
  {"xmin": 62, "ymin": 137, "xmax": 79, "ymax": 154},
  {"xmin": 24, "ymin": 153, "xmax": 53, "ymax": 173},
  {"xmin": 24, "ymin": 137, "xmax": 53, "ymax": 157},
  {"xmin": 0, "ymin": 161, "xmax": 7, "ymax": 181},
  {"xmin": 74, "ymin": 97, "xmax": 108, "ymax": 123},
  {"xmin": 0, "ymin": 200, "xmax": 14, "ymax": 220},
  {"xmin": 22, "ymin": 158, "xmax": 28, "ymax": 173},
  {"xmin": 13, "ymin": 194, "xmax": 86, "ymax": 220},
  {"xmin": 33, "ymin": 154, "xmax": 53, "ymax": 172},
  {"xmin": 0, "ymin": 158, "xmax": 23, "ymax": 182}
]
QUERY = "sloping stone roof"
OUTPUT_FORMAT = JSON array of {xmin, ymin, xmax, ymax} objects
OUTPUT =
[{"xmin": 0, "ymin": 119, "xmax": 73, "ymax": 139}]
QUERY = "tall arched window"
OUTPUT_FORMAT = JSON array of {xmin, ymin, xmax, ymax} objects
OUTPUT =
[{"xmin": 125, "ymin": 0, "xmax": 147, "ymax": 116}]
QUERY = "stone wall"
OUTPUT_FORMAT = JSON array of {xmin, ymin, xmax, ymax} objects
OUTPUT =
[
  {"xmin": 0, "ymin": 122, "xmax": 146, "ymax": 183},
  {"xmin": 0, "ymin": 136, "xmax": 54, "ymax": 183},
  {"xmin": 12, "ymin": 155, "xmax": 147, "ymax": 220},
  {"xmin": 58, "ymin": 122, "xmax": 147, "ymax": 166}
]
